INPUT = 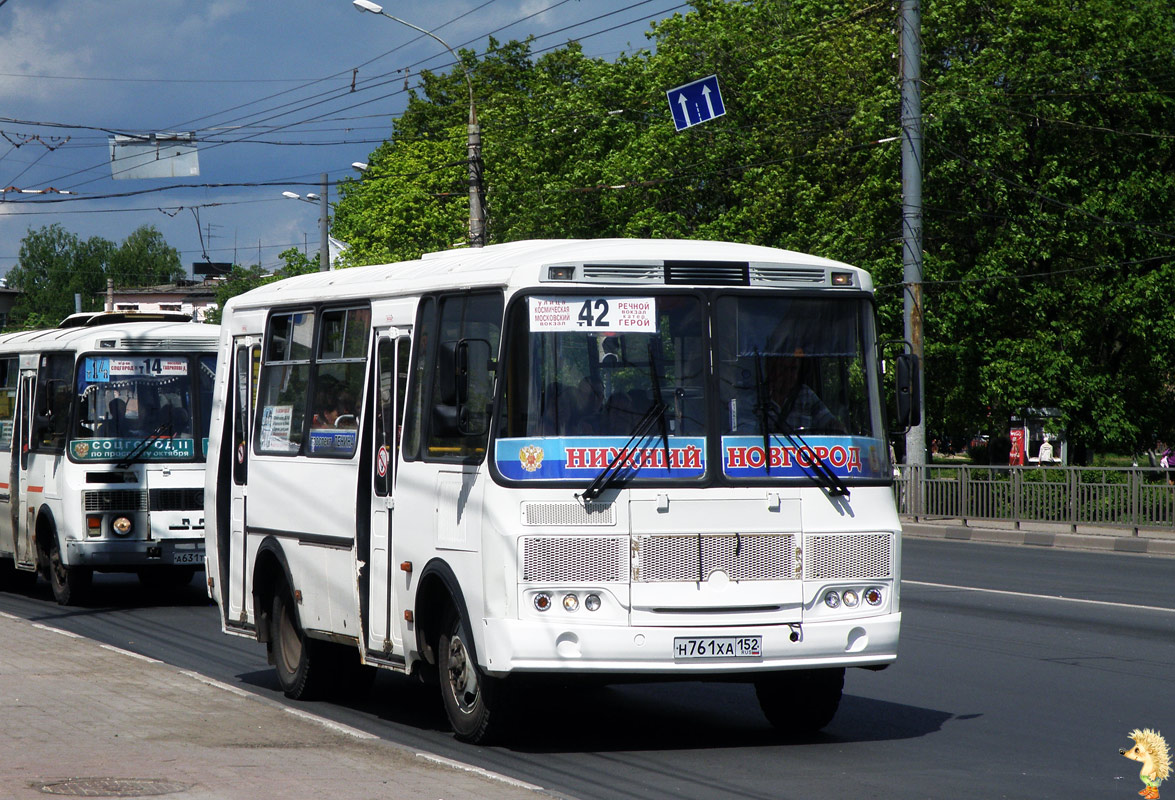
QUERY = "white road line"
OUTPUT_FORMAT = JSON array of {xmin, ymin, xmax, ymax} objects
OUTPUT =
[
  {"xmin": 905, "ymin": 579, "xmax": 1175, "ymax": 613},
  {"xmin": 283, "ymin": 706, "xmax": 379, "ymax": 740},
  {"xmin": 98, "ymin": 643, "xmax": 163, "ymax": 663},
  {"xmin": 415, "ymin": 753, "xmax": 546, "ymax": 792},
  {"xmin": 31, "ymin": 622, "xmax": 83, "ymax": 638}
]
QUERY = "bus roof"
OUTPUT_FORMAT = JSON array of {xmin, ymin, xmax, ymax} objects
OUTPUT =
[
  {"xmin": 0, "ymin": 319, "xmax": 219, "ymax": 354},
  {"xmin": 224, "ymin": 238, "xmax": 872, "ymax": 314}
]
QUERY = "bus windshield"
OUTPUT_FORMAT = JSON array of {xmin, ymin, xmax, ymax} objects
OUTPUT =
[
  {"xmin": 495, "ymin": 291, "xmax": 890, "ymax": 485},
  {"xmin": 71, "ymin": 354, "xmax": 217, "ymax": 463}
]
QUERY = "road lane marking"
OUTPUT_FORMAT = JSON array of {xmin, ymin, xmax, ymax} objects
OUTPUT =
[
  {"xmin": 904, "ymin": 580, "xmax": 1175, "ymax": 613},
  {"xmin": 415, "ymin": 753, "xmax": 545, "ymax": 792}
]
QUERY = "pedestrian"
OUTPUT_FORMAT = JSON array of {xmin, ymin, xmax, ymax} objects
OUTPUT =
[{"xmin": 1037, "ymin": 437, "xmax": 1053, "ymax": 466}]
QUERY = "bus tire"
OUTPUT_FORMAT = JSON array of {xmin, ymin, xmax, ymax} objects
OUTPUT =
[
  {"xmin": 755, "ymin": 667, "xmax": 844, "ymax": 736},
  {"xmin": 269, "ymin": 583, "xmax": 326, "ymax": 700},
  {"xmin": 438, "ymin": 607, "xmax": 506, "ymax": 744},
  {"xmin": 41, "ymin": 533, "xmax": 92, "ymax": 606}
]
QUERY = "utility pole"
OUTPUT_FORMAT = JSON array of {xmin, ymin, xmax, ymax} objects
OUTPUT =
[
  {"xmin": 901, "ymin": 0, "xmax": 926, "ymax": 471},
  {"xmin": 319, "ymin": 173, "xmax": 330, "ymax": 271}
]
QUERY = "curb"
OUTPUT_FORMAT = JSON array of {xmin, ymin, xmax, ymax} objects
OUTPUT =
[{"xmin": 901, "ymin": 521, "xmax": 1175, "ymax": 558}]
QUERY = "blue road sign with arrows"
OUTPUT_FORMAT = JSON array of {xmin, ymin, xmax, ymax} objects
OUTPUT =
[{"xmin": 666, "ymin": 74, "xmax": 726, "ymax": 132}]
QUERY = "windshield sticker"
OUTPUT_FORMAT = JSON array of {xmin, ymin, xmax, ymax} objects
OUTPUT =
[
  {"xmin": 721, "ymin": 435, "xmax": 888, "ymax": 479},
  {"xmin": 496, "ymin": 436, "xmax": 706, "ymax": 481},
  {"xmin": 84, "ymin": 357, "xmax": 188, "ymax": 383},
  {"xmin": 71, "ymin": 437, "xmax": 195, "ymax": 461},
  {"xmin": 529, "ymin": 297, "xmax": 658, "ymax": 333}
]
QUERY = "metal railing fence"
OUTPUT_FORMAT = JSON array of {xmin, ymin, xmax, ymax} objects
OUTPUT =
[{"xmin": 895, "ymin": 464, "xmax": 1175, "ymax": 535}]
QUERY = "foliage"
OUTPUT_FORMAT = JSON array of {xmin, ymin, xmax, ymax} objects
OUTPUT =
[
  {"xmin": 5, "ymin": 223, "xmax": 184, "ymax": 328},
  {"xmin": 204, "ymin": 248, "xmax": 318, "ymax": 325}
]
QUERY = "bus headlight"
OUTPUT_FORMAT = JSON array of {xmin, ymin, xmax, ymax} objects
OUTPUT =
[
  {"xmin": 584, "ymin": 594, "xmax": 602, "ymax": 612},
  {"xmin": 823, "ymin": 591, "xmax": 841, "ymax": 608},
  {"xmin": 841, "ymin": 589, "xmax": 860, "ymax": 608},
  {"xmin": 111, "ymin": 516, "xmax": 133, "ymax": 536},
  {"xmin": 533, "ymin": 592, "xmax": 552, "ymax": 612},
  {"xmin": 562, "ymin": 593, "xmax": 579, "ymax": 612},
  {"xmin": 865, "ymin": 587, "xmax": 884, "ymax": 606}
]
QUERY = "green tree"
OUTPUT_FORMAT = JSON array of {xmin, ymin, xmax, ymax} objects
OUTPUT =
[
  {"xmin": 108, "ymin": 225, "xmax": 185, "ymax": 287},
  {"xmin": 204, "ymin": 248, "xmax": 318, "ymax": 325},
  {"xmin": 6, "ymin": 224, "xmax": 113, "ymax": 326}
]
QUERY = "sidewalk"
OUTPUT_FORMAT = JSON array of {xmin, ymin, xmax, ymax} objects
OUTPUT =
[
  {"xmin": 0, "ymin": 611, "xmax": 556, "ymax": 800},
  {"xmin": 901, "ymin": 517, "xmax": 1175, "ymax": 558}
]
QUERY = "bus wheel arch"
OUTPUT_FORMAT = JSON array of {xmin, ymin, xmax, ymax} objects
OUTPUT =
[
  {"xmin": 250, "ymin": 537, "xmax": 292, "ymax": 648},
  {"xmin": 35, "ymin": 508, "xmax": 91, "ymax": 606},
  {"xmin": 413, "ymin": 559, "xmax": 469, "ymax": 669}
]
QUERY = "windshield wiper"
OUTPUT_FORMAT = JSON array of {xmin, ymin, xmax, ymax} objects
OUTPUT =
[
  {"xmin": 116, "ymin": 421, "xmax": 173, "ymax": 470},
  {"xmin": 753, "ymin": 351, "xmax": 850, "ymax": 497},
  {"xmin": 578, "ymin": 400, "xmax": 666, "ymax": 502}
]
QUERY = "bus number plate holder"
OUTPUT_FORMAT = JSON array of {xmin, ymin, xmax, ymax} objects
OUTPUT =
[{"xmin": 673, "ymin": 635, "xmax": 762, "ymax": 660}]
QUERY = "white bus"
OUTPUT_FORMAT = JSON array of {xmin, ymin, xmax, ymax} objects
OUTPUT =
[
  {"xmin": 205, "ymin": 239, "xmax": 918, "ymax": 743},
  {"xmin": 0, "ymin": 312, "xmax": 220, "ymax": 605}
]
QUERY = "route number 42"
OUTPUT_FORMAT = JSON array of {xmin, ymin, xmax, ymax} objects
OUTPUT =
[{"xmin": 577, "ymin": 299, "xmax": 610, "ymax": 327}]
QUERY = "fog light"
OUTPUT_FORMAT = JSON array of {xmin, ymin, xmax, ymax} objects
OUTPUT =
[
  {"xmin": 824, "ymin": 591, "xmax": 841, "ymax": 608},
  {"xmin": 864, "ymin": 587, "xmax": 883, "ymax": 606},
  {"xmin": 562, "ymin": 593, "xmax": 579, "ymax": 612},
  {"xmin": 584, "ymin": 594, "xmax": 601, "ymax": 612},
  {"xmin": 534, "ymin": 592, "xmax": 552, "ymax": 612},
  {"xmin": 842, "ymin": 589, "xmax": 860, "ymax": 608},
  {"xmin": 112, "ymin": 516, "xmax": 133, "ymax": 536}
]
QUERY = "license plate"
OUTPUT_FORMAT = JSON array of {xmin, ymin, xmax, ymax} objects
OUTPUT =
[
  {"xmin": 171, "ymin": 551, "xmax": 202, "ymax": 565},
  {"xmin": 674, "ymin": 636, "xmax": 762, "ymax": 660}
]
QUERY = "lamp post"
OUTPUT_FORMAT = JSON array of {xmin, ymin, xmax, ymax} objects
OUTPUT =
[
  {"xmin": 282, "ymin": 172, "xmax": 330, "ymax": 271},
  {"xmin": 352, "ymin": 0, "xmax": 485, "ymax": 248}
]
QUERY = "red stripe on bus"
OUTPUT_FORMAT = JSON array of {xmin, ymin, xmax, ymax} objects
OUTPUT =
[{"xmin": 27, "ymin": 486, "xmax": 43, "ymax": 493}]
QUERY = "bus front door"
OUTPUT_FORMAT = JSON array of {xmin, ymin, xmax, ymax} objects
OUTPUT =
[
  {"xmin": 226, "ymin": 338, "xmax": 259, "ymax": 628},
  {"xmin": 366, "ymin": 332, "xmax": 409, "ymax": 659},
  {"xmin": 13, "ymin": 371, "xmax": 37, "ymax": 569}
]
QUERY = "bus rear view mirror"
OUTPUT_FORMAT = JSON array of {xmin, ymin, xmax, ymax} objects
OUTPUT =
[
  {"xmin": 895, "ymin": 353, "xmax": 921, "ymax": 429},
  {"xmin": 456, "ymin": 338, "xmax": 493, "ymax": 437}
]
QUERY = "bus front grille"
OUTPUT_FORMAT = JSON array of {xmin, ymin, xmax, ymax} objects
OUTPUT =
[
  {"xmin": 803, "ymin": 533, "xmax": 892, "ymax": 581},
  {"xmin": 83, "ymin": 490, "xmax": 148, "ymax": 512},
  {"xmin": 635, "ymin": 533, "xmax": 799, "ymax": 582},
  {"xmin": 149, "ymin": 488, "xmax": 204, "ymax": 511},
  {"xmin": 521, "ymin": 536, "xmax": 627, "ymax": 583},
  {"xmin": 522, "ymin": 502, "xmax": 614, "ymax": 526}
]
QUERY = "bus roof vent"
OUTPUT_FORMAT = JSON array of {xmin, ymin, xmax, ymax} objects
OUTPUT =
[
  {"xmin": 580, "ymin": 263, "xmax": 664, "ymax": 284},
  {"xmin": 664, "ymin": 260, "xmax": 749, "ymax": 286},
  {"xmin": 128, "ymin": 337, "xmax": 219, "ymax": 350},
  {"xmin": 749, "ymin": 264, "xmax": 827, "ymax": 285}
]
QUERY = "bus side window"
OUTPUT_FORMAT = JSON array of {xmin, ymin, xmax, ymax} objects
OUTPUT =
[
  {"xmin": 0, "ymin": 357, "xmax": 16, "ymax": 452},
  {"xmin": 401, "ymin": 298, "xmax": 434, "ymax": 462},
  {"xmin": 423, "ymin": 292, "xmax": 503, "ymax": 462},
  {"xmin": 34, "ymin": 354, "xmax": 73, "ymax": 451}
]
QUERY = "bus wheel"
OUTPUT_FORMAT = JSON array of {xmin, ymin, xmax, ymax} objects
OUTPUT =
[
  {"xmin": 438, "ymin": 608, "xmax": 506, "ymax": 744},
  {"xmin": 42, "ymin": 535, "xmax": 92, "ymax": 606},
  {"xmin": 755, "ymin": 668, "xmax": 844, "ymax": 736},
  {"xmin": 269, "ymin": 584, "xmax": 324, "ymax": 700}
]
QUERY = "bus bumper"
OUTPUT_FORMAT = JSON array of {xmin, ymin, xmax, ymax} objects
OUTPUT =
[
  {"xmin": 64, "ymin": 538, "xmax": 204, "ymax": 569},
  {"xmin": 480, "ymin": 612, "xmax": 900, "ymax": 676}
]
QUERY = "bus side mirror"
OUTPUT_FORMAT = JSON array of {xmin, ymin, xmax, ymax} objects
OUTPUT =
[
  {"xmin": 456, "ymin": 338, "xmax": 494, "ymax": 436},
  {"xmin": 895, "ymin": 353, "xmax": 921, "ymax": 429}
]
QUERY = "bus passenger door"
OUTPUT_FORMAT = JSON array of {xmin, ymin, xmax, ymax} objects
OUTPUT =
[
  {"xmin": 367, "ymin": 331, "xmax": 409, "ymax": 657},
  {"xmin": 13, "ymin": 371, "xmax": 37, "ymax": 568},
  {"xmin": 227, "ymin": 339, "xmax": 259, "ymax": 626}
]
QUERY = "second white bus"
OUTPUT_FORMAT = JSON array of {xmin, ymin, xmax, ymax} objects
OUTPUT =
[
  {"xmin": 205, "ymin": 238, "xmax": 918, "ymax": 743},
  {"xmin": 0, "ymin": 312, "xmax": 220, "ymax": 604}
]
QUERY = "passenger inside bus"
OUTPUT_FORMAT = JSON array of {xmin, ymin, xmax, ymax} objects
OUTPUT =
[
  {"xmin": 757, "ymin": 353, "xmax": 843, "ymax": 434},
  {"xmin": 99, "ymin": 398, "xmax": 127, "ymax": 437}
]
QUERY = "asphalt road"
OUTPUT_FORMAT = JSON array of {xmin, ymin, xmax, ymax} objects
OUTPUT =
[{"xmin": 2, "ymin": 538, "xmax": 1172, "ymax": 800}]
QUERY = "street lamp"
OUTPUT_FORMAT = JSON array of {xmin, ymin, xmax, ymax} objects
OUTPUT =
[
  {"xmin": 282, "ymin": 172, "xmax": 330, "ymax": 271},
  {"xmin": 352, "ymin": 0, "xmax": 485, "ymax": 248}
]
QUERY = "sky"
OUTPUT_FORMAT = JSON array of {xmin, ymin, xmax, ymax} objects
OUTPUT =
[{"xmin": 0, "ymin": 0, "xmax": 690, "ymax": 281}]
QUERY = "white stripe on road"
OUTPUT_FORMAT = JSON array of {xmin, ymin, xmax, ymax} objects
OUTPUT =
[
  {"xmin": 415, "ymin": 753, "xmax": 546, "ymax": 792},
  {"xmin": 905, "ymin": 579, "xmax": 1175, "ymax": 613}
]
